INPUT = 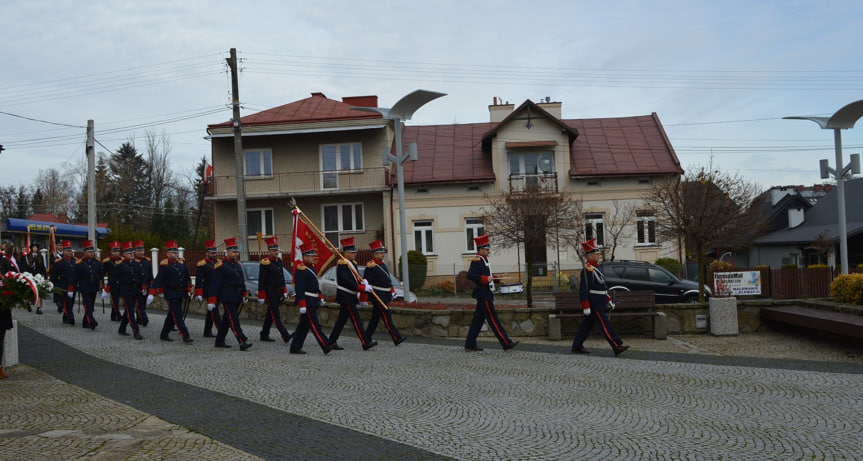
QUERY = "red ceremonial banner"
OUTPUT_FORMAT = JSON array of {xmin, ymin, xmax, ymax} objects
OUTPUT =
[{"xmin": 290, "ymin": 209, "xmax": 334, "ymax": 276}]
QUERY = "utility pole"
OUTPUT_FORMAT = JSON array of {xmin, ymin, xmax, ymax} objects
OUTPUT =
[
  {"xmin": 227, "ymin": 48, "xmax": 248, "ymax": 260},
  {"xmin": 86, "ymin": 120, "xmax": 96, "ymax": 245}
]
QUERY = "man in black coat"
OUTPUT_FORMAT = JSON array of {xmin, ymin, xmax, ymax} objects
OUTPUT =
[
  {"xmin": 289, "ymin": 242, "xmax": 335, "ymax": 355},
  {"xmin": 256, "ymin": 236, "xmax": 293, "ymax": 343},
  {"xmin": 73, "ymin": 240, "xmax": 102, "ymax": 330},
  {"xmin": 51, "ymin": 240, "xmax": 77, "ymax": 326},
  {"xmin": 148, "ymin": 240, "xmax": 193, "ymax": 343},
  {"xmin": 207, "ymin": 237, "xmax": 252, "ymax": 350},
  {"xmin": 330, "ymin": 237, "xmax": 376, "ymax": 350},
  {"xmin": 464, "ymin": 234, "xmax": 518, "ymax": 352},
  {"xmin": 194, "ymin": 240, "xmax": 221, "ymax": 337},
  {"xmin": 363, "ymin": 239, "xmax": 406, "ymax": 346}
]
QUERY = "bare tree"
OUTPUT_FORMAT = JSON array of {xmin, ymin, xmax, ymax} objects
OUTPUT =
[
  {"xmin": 33, "ymin": 168, "xmax": 76, "ymax": 219},
  {"xmin": 483, "ymin": 180, "xmax": 583, "ymax": 307},
  {"xmin": 642, "ymin": 163, "xmax": 768, "ymax": 300},
  {"xmin": 604, "ymin": 199, "xmax": 636, "ymax": 261},
  {"xmin": 144, "ymin": 129, "xmax": 173, "ymax": 208}
]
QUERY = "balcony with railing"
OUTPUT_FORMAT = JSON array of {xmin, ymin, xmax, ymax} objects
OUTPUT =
[
  {"xmin": 206, "ymin": 167, "xmax": 391, "ymax": 200},
  {"xmin": 508, "ymin": 172, "xmax": 558, "ymax": 194}
]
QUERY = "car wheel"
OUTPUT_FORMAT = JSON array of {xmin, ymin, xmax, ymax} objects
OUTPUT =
[{"xmin": 684, "ymin": 294, "xmax": 699, "ymax": 303}]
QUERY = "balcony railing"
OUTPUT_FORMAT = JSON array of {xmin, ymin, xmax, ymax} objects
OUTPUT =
[
  {"xmin": 508, "ymin": 172, "xmax": 558, "ymax": 193},
  {"xmin": 207, "ymin": 167, "xmax": 391, "ymax": 199}
]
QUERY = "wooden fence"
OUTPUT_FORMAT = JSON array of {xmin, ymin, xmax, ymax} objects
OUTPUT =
[{"xmin": 707, "ymin": 267, "xmax": 837, "ymax": 299}]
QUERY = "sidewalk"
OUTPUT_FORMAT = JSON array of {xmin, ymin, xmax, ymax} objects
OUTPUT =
[{"xmin": 4, "ymin": 307, "xmax": 863, "ymax": 460}]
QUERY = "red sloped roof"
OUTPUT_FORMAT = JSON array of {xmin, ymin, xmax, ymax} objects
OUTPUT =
[
  {"xmin": 400, "ymin": 122, "xmax": 496, "ymax": 184},
  {"xmin": 207, "ymin": 92, "xmax": 382, "ymax": 129},
  {"xmin": 566, "ymin": 113, "xmax": 682, "ymax": 178},
  {"xmin": 399, "ymin": 113, "xmax": 681, "ymax": 185}
]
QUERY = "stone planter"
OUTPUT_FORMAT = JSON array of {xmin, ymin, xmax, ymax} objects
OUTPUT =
[
  {"xmin": 709, "ymin": 297, "xmax": 738, "ymax": 336},
  {"xmin": 2, "ymin": 319, "xmax": 18, "ymax": 367}
]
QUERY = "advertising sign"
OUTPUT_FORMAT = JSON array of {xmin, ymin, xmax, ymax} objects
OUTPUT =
[{"xmin": 713, "ymin": 271, "xmax": 762, "ymax": 296}]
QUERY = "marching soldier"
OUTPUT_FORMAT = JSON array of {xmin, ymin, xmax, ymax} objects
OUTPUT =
[
  {"xmin": 109, "ymin": 241, "xmax": 143, "ymax": 340},
  {"xmin": 256, "ymin": 236, "xmax": 294, "ymax": 343},
  {"xmin": 133, "ymin": 240, "xmax": 152, "ymax": 326},
  {"xmin": 207, "ymin": 237, "xmax": 252, "ymax": 350},
  {"xmin": 194, "ymin": 240, "xmax": 221, "ymax": 337},
  {"xmin": 50, "ymin": 240, "xmax": 77, "ymax": 326},
  {"xmin": 73, "ymin": 240, "xmax": 103, "ymax": 330},
  {"xmin": 330, "ymin": 237, "xmax": 376, "ymax": 351},
  {"xmin": 289, "ymin": 242, "xmax": 336, "ymax": 355},
  {"xmin": 571, "ymin": 238, "xmax": 629, "ymax": 356},
  {"xmin": 102, "ymin": 241, "xmax": 124, "ymax": 321},
  {"xmin": 464, "ymin": 234, "xmax": 518, "ymax": 351},
  {"xmin": 148, "ymin": 240, "xmax": 193, "ymax": 343},
  {"xmin": 363, "ymin": 240, "xmax": 406, "ymax": 346}
]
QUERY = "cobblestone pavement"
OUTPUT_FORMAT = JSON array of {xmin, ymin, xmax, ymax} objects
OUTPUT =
[{"xmin": 5, "ymin": 307, "xmax": 863, "ymax": 460}]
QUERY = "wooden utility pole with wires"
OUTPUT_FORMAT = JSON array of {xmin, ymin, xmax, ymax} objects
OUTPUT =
[{"xmin": 226, "ymin": 48, "xmax": 248, "ymax": 260}]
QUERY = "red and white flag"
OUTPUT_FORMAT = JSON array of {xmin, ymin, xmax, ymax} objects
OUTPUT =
[{"xmin": 290, "ymin": 208, "xmax": 334, "ymax": 276}]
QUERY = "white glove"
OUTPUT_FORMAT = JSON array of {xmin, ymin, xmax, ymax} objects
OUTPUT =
[
  {"xmin": 583, "ymin": 307, "xmax": 592, "ymax": 316},
  {"xmin": 258, "ymin": 298, "xmax": 265, "ymax": 305},
  {"xmin": 242, "ymin": 297, "xmax": 248, "ymax": 304},
  {"xmin": 146, "ymin": 294, "xmax": 154, "ymax": 306},
  {"xmin": 207, "ymin": 303, "xmax": 215, "ymax": 311},
  {"xmin": 362, "ymin": 279, "xmax": 372, "ymax": 293},
  {"xmin": 299, "ymin": 307, "xmax": 307, "ymax": 314},
  {"xmin": 141, "ymin": 289, "xmax": 147, "ymax": 296},
  {"xmin": 159, "ymin": 293, "xmax": 164, "ymax": 298},
  {"xmin": 195, "ymin": 295, "xmax": 203, "ymax": 302},
  {"xmin": 67, "ymin": 291, "xmax": 74, "ymax": 299},
  {"xmin": 100, "ymin": 290, "xmax": 108, "ymax": 300},
  {"xmin": 283, "ymin": 292, "xmax": 290, "ymax": 300}
]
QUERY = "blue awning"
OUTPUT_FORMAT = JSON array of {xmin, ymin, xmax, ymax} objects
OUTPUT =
[{"xmin": 5, "ymin": 218, "xmax": 110, "ymax": 239}]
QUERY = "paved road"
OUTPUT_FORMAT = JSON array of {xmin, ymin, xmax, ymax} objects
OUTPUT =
[{"xmin": 4, "ymin": 308, "xmax": 863, "ymax": 460}]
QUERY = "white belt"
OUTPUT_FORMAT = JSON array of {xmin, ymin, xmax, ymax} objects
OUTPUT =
[
  {"xmin": 337, "ymin": 286, "xmax": 357, "ymax": 296},
  {"xmin": 589, "ymin": 290, "xmax": 607, "ymax": 295},
  {"xmin": 304, "ymin": 291, "xmax": 320, "ymax": 297},
  {"xmin": 372, "ymin": 285, "xmax": 390, "ymax": 291}
]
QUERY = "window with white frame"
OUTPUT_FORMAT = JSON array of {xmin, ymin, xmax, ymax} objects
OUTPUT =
[
  {"xmin": 322, "ymin": 203, "xmax": 364, "ymax": 243},
  {"xmin": 413, "ymin": 220, "xmax": 434, "ymax": 255},
  {"xmin": 465, "ymin": 218, "xmax": 485, "ymax": 252},
  {"xmin": 321, "ymin": 143, "xmax": 363, "ymax": 189},
  {"xmin": 584, "ymin": 213, "xmax": 605, "ymax": 247},
  {"xmin": 636, "ymin": 211, "xmax": 657, "ymax": 245},
  {"xmin": 244, "ymin": 149, "xmax": 273, "ymax": 177},
  {"xmin": 508, "ymin": 152, "xmax": 554, "ymax": 175},
  {"xmin": 247, "ymin": 209, "xmax": 274, "ymax": 236}
]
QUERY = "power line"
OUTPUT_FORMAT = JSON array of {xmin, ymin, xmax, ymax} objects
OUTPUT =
[{"xmin": 0, "ymin": 109, "xmax": 86, "ymax": 128}]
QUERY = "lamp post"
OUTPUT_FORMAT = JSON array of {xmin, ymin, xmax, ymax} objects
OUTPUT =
[
  {"xmin": 351, "ymin": 90, "xmax": 446, "ymax": 297},
  {"xmin": 785, "ymin": 99, "xmax": 863, "ymax": 275}
]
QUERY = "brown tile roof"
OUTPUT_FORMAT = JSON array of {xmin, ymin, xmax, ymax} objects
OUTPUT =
[
  {"xmin": 565, "ymin": 113, "xmax": 682, "ymax": 178},
  {"xmin": 207, "ymin": 92, "xmax": 382, "ymax": 129},
  {"xmin": 400, "ymin": 123, "xmax": 496, "ymax": 184},
  {"xmin": 400, "ymin": 112, "xmax": 682, "ymax": 185}
]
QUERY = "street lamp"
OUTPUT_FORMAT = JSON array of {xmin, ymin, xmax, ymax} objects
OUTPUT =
[
  {"xmin": 351, "ymin": 90, "xmax": 446, "ymax": 297},
  {"xmin": 784, "ymin": 99, "xmax": 863, "ymax": 274}
]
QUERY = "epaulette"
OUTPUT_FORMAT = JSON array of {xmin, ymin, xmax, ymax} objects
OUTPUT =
[
  {"xmin": 197, "ymin": 259, "xmax": 207, "ymax": 267},
  {"xmin": 74, "ymin": 257, "xmax": 83, "ymax": 264},
  {"xmin": 295, "ymin": 262, "xmax": 306, "ymax": 271},
  {"xmin": 102, "ymin": 257, "xmax": 112, "ymax": 263},
  {"xmin": 584, "ymin": 264, "xmax": 595, "ymax": 272},
  {"xmin": 54, "ymin": 258, "xmax": 62, "ymax": 263},
  {"xmin": 214, "ymin": 261, "xmax": 224, "ymax": 269},
  {"xmin": 472, "ymin": 256, "xmax": 481, "ymax": 262},
  {"xmin": 143, "ymin": 257, "xmax": 151, "ymax": 262},
  {"xmin": 366, "ymin": 261, "xmax": 377, "ymax": 268},
  {"xmin": 160, "ymin": 258, "xmax": 169, "ymax": 266},
  {"xmin": 261, "ymin": 259, "xmax": 271, "ymax": 266},
  {"xmin": 338, "ymin": 259, "xmax": 349, "ymax": 265},
  {"xmin": 178, "ymin": 258, "xmax": 185, "ymax": 264}
]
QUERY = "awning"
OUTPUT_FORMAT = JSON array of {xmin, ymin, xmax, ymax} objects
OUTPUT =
[{"xmin": 5, "ymin": 218, "xmax": 110, "ymax": 239}]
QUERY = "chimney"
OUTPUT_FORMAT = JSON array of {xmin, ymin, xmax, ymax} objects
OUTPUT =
[
  {"xmin": 489, "ymin": 100, "xmax": 515, "ymax": 123},
  {"xmin": 342, "ymin": 95, "xmax": 378, "ymax": 108}
]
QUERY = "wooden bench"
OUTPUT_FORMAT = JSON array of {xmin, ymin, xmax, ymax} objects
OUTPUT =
[
  {"xmin": 761, "ymin": 305, "xmax": 863, "ymax": 340},
  {"xmin": 548, "ymin": 290, "xmax": 667, "ymax": 340}
]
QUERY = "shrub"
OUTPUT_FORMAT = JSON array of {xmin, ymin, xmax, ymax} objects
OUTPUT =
[
  {"xmin": 830, "ymin": 273, "xmax": 863, "ymax": 305},
  {"xmin": 399, "ymin": 250, "xmax": 427, "ymax": 290},
  {"xmin": 654, "ymin": 258, "xmax": 682, "ymax": 277},
  {"xmin": 455, "ymin": 271, "xmax": 473, "ymax": 292},
  {"xmin": 807, "ymin": 264, "xmax": 829, "ymax": 269},
  {"xmin": 437, "ymin": 280, "xmax": 455, "ymax": 294},
  {"xmin": 710, "ymin": 259, "xmax": 734, "ymax": 272},
  {"xmin": 780, "ymin": 264, "xmax": 799, "ymax": 269}
]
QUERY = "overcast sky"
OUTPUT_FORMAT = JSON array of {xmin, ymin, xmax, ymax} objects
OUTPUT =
[{"xmin": 3, "ymin": 0, "xmax": 863, "ymax": 195}]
